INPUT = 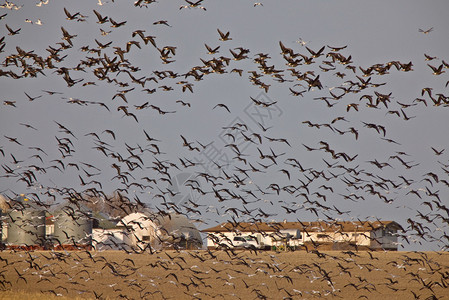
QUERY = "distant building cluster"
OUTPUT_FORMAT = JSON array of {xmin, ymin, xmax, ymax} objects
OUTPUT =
[
  {"xmin": 0, "ymin": 194, "xmax": 203, "ymax": 251},
  {"xmin": 1, "ymin": 194, "xmax": 403, "ymax": 252},
  {"xmin": 202, "ymin": 221, "xmax": 403, "ymax": 251}
]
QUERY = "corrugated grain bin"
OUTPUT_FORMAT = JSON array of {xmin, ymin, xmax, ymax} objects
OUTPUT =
[
  {"xmin": 6, "ymin": 195, "xmax": 46, "ymax": 247},
  {"xmin": 52, "ymin": 202, "xmax": 93, "ymax": 247}
]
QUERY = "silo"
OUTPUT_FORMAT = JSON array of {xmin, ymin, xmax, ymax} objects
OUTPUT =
[
  {"xmin": 52, "ymin": 202, "xmax": 93, "ymax": 249},
  {"xmin": 6, "ymin": 195, "xmax": 46, "ymax": 248}
]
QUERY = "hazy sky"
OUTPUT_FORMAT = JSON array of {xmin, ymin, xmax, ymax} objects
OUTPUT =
[{"xmin": 1, "ymin": 0, "xmax": 449, "ymax": 251}]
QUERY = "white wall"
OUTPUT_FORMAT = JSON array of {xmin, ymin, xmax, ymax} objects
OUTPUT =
[
  {"xmin": 46, "ymin": 224, "xmax": 54, "ymax": 237},
  {"xmin": 92, "ymin": 228, "xmax": 132, "ymax": 251},
  {"xmin": 119, "ymin": 213, "xmax": 159, "ymax": 250}
]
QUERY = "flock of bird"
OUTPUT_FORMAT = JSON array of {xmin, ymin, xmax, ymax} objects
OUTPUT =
[{"xmin": 0, "ymin": 0, "xmax": 449, "ymax": 299}]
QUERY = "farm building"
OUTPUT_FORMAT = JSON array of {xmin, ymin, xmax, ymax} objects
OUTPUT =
[
  {"xmin": 118, "ymin": 211, "xmax": 203, "ymax": 251},
  {"xmin": 92, "ymin": 227, "xmax": 132, "ymax": 251},
  {"xmin": 202, "ymin": 220, "xmax": 403, "ymax": 251},
  {"xmin": 0, "ymin": 194, "xmax": 204, "ymax": 251},
  {"xmin": 45, "ymin": 210, "xmax": 131, "ymax": 251}
]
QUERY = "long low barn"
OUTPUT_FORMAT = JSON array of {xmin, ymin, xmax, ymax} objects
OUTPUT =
[{"xmin": 202, "ymin": 220, "xmax": 403, "ymax": 251}]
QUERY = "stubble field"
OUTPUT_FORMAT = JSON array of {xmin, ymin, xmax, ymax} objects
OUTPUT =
[{"xmin": 0, "ymin": 250, "xmax": 448, "ymax": 299}]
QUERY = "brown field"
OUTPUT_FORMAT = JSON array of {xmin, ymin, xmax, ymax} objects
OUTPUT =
[{"xmin": 0, "ymin": 250, "xmax": 448, "ymax": 299}]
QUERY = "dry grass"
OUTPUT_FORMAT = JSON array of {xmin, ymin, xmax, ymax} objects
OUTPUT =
[
  {"xmin": 0, "ymin": 250, "xmax": 448, "ymax": 299},
  {"xmin": 0, "ymin": 290, "xmax": 75, "ymax": 300}
]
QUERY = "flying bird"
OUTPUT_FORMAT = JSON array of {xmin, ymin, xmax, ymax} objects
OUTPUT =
[
  {"xmin": 5, "ymin": 24, "xmax": 21, "ymax": 35},
  {"xmin": 217, "ymin": 29, "xmax": 232, "ymax": 41},
  {"xmin": 205, "ymin": 44, "xmax": 220, "ymax": 54},
  {"xmin": 213, "ymin": 103, "xmax": 231, "ymax": 113},
  {"xmin": 431, "ymin": 147, "xmax": 444, "ymax": 156},
  {"xmin": 419, "ymin": 27, "xmax": 433, "ymax": 34},
  {"xmin": 153, "ymin": 20, "xmax": 171, "ymax": 26},
  {"xmin": 93, "ymin": 10, "xmax": 108, "ymax": 24},
  {"xmin": 63, "ymin": 7, "xmax": 81, "ymax": 20}
]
